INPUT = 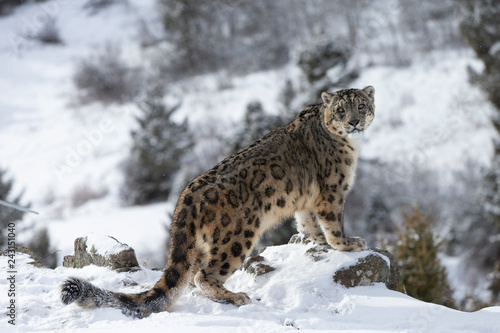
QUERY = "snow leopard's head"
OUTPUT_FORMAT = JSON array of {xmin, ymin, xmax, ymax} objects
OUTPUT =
[{"xmin": 321, "ymin": 86, "xmax": 375, "ymax": 140}]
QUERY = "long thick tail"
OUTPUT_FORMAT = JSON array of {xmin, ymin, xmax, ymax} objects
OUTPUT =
[
  {"xmin": 60, "ymin": 277, "xmax": 149, "ymax": 318},
  {"xmin": 61, "ymin": 196, "xmax": 198, "ymax": 318},
  {"xmin": 62, "ymin": 257, "xmax": 196, "ymax": 318},
  {"xmin": 61, "ymin": 262, "xmax": 194, "ymax": 318}
]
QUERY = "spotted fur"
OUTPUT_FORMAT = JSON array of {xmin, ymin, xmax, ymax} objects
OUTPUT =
[{"xmin": 60, "ymin": 86, "xmax": 376, "ymax": 318}]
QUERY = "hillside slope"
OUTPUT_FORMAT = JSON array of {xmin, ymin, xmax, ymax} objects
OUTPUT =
[{"xmin": 1, "ymin": 243, "xmax": 499, "ymax": 332}]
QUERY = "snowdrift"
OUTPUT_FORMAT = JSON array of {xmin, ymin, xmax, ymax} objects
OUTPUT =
[{"xmin": 1, "ymin": 242, "xmax": 499, "ymax": 332}]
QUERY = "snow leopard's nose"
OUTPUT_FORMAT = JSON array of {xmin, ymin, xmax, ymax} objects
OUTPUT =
[{"xmin": 348, "ymin": 119, "xmax": 359, "ymax": 127}]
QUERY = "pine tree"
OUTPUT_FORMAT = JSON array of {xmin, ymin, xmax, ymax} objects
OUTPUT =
[
  {"xmin": 458, "ymin": 0, "xmax": 500, "ymax": 231},
  {"xmin": 0, "ymin": 168, "xmax": 58, "ymax": 267},
  {"xmin": 395, "ymin": 206, "xmax": 455, "ymax": 308},
  {"xmin": 122, "ymin": 85, "xmax": 193, "ymax": 205},
  {"xmin": 458, "ymin": 1, "xmax": 500, "ymax": 299},
  {"xmin": 231, "ymin": 101, "xmax": 284, "ymax": 153},
  {"xmin": 0, "ymin": 168, "xmax": 26, "ymax": 248}
]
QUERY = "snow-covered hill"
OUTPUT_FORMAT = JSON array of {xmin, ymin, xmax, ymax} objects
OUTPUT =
[
  {"xmin": 0, "ymin": 244, "xmax": 500, "ymax": 332},
  {"xmin": 2, "ymin": 243, "xmax": 500, "ymax": 332}
]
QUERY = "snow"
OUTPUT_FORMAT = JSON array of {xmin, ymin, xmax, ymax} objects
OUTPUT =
[
  {"xmin": 47, "ymin": 202, "xmax": 171, "ymax": 268},
  {"xmin": 2, "ymin": 245, "xmax": 499, "ymax": 332},
  {"xmin": 0, "ymin": 0, "xmax": 499, "ymax": 331},
  {"xmin": 85, "ymin": 233, "xmax": 131, "ymax": 256}
]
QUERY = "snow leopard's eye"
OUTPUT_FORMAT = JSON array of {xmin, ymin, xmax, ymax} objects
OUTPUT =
[
  {"xmin": 337, "ymin": 107, "xmax": 345, "ymax": 114},
  {"xmin": 358, "ymin": 104, "xmax": 365, "ymax": 110}
]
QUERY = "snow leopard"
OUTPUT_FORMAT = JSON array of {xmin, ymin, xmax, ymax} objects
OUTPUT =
[{"xmin": 60, "ymin": 86, "xmax": 376, "ymax": 318}]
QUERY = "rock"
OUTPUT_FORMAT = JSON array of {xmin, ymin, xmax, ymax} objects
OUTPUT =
[
  {"xmin": 304, "ymin": 244, "xmax": 331, "ymax": 262},
  {"xmin": 63, "ymin": 234, "xmax": 140, "ymax": 272},
  {"xmin": 254, "ymin": 235, "xmax": 399, "ymax": 290},
  {"xmin": 1, "ymin": 246, "xmax": 48, "ymax": 268},
  {"xmin": 333, "ymin": 249, "xmax": 399, "ymax": 290},
  {"xmin": 243, "ymin": 253, "xmax": 275, "ymax": 276}
]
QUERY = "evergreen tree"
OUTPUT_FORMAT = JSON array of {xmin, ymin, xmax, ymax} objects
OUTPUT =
[
  {"xmin": 0, "ymin": 168, "xmax": 26, "ymax": 248},
  {"xmin": 458, "ymin": 1, "xmax": 500, "ymax": 299},
  {"xmin": 458, "ymin": 0, "xmax": 500, "ymax": 231},
  {"xmin": 395, "ymin": 206, "xmax": 455, "ymax": 308},
  {"xmin": 231, "ymin": 101, "xmax": 285, "ymax": 153},
  {"xmin": 0, "ymin": 168, "xmax": 57, "ymax": 267},
  {"xmin": 122, "ymin": 85, "xmax": 193, "ymax": 205}
]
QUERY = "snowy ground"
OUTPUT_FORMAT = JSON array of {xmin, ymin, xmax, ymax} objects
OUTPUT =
[
  {"xmin": 2, "ymin": 242, "xmax": 500, "ymax": 333},
  {"xmin": 0, "ymin": 0, "xmax": 499, "ymax": 332}
]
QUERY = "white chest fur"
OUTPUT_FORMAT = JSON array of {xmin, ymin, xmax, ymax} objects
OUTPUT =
[{"xmin": 344, "ymin": 134, "xmax": 363, "ymax": 191}]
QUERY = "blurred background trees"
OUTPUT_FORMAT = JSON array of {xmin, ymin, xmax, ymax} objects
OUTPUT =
[
  {"xmin": 121, "ymin": 85, "xmax": 193, "ymax": 205},
  {"xmin": 0, "ymin": 168, "xmax": 57, "ymax": 268},
  {"xmin": 395, "ymin": 206, "xmax": 455, "ymax": 308},
  {"xmin": 458, "ymin": 0, "xmax": 500, "ymax": 305}
]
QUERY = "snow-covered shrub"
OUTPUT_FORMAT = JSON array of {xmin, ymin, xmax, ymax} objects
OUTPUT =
[
  {"xmin": 297, "ymin": 40, "xmax": 359, "ymax": 99},
  {"xmin": 23, "ymin": 15, "xmax": 63, "ymax": 45},
  {"xmin": 72, "ymin": 42, "xmax": 143, "ymax": 106},
  {"xmin": 121, "ymin": 85, "xmax": 193, "ymax": 205},
  {"xmin": 395, "ymin": 206, "xmax": 456, "ymax": 308},
  {"xmin": 230, "ymin": 101, "xmax": 284, "ymax": 153}
]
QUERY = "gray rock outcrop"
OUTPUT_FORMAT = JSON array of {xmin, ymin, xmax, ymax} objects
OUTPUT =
[
  {"xmin": 63, "ymin": 234, "xmax": 140, "ymax": 272},
  {"xmin": 332, "ymin": 249, "xmax": 399, "ymax": 290},
  {"xmin": 244, "ymin": 234, "xmax": 399, "ymax": 291}
]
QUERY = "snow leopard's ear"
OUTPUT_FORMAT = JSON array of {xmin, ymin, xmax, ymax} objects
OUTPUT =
[
  {"xmin": 321, "ymin": 91, "xmax": 334, "ymax": 106},
  {"xmin": 362, "ymin": 86, "xmax": 375, "ymax": 103}
]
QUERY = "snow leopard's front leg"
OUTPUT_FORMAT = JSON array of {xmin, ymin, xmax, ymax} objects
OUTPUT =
[
  {"xmin": 313, "ymin": 199, "xmax": 367, "ymax": 252},
  {"xmin": 295, "ymin": 210, "xmax": 327, "ymax": 244}
]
